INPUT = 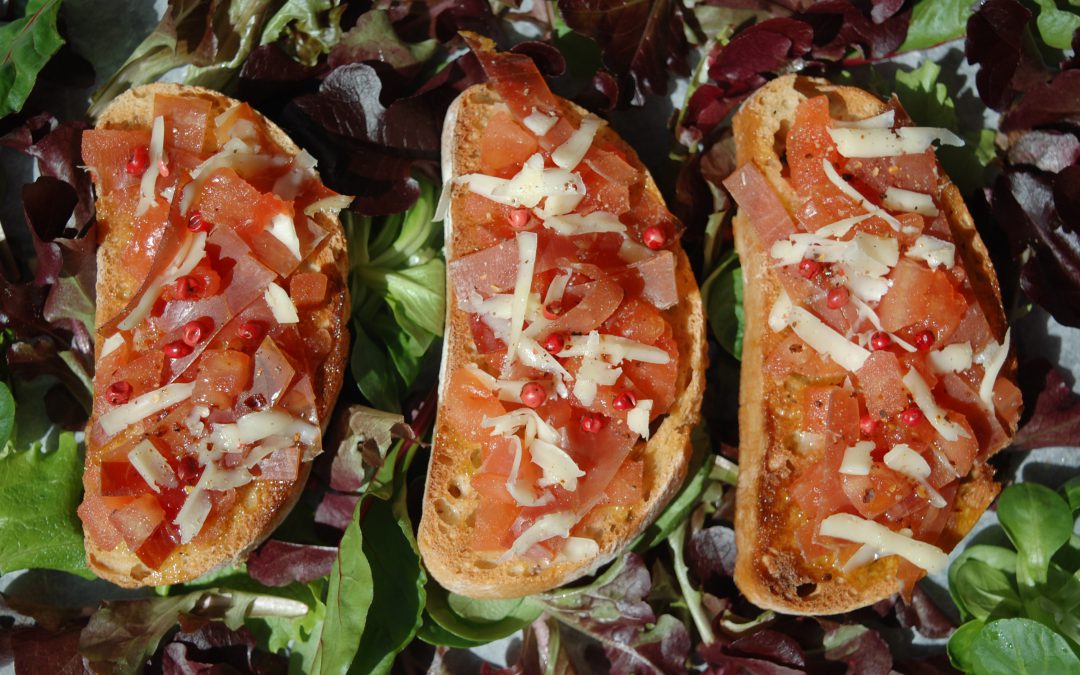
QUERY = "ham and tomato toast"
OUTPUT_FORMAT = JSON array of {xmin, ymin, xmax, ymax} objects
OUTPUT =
[
  {"xmin": 417, "ymin": 41, "xmax": 707, "ymax": 598},
  {"xmin": 725, "ymin": 76, "xmax": 1021, "ymax": 614},
  {"xmin": 78, "ymin": 84, "xmax": 351, "ymax": 587}
]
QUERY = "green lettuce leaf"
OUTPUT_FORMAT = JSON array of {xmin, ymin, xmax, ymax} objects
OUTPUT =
[
  {"xmin": 260, "ymin": 0, "xmax": 346, "ymax": 66},
  {"xmin": 899, "ymin": 0, "xmax": 978, "ymax": 52},
  {"xmin": 0, "ymin": 407, "xmax": 88, "ymax": 578},
  {"xmin": 0, "ymin": 0, "xmax": 65, "ymax": 118}
]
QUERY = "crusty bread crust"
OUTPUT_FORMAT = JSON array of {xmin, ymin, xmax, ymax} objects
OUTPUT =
[
  {"xmin": 417, "ymin": 84, "xmax": 707, "ymax": 598},
  {"xmin": 732, "ymin": 75, "xmax": 1014, "ymax": 614},
  {"xmin": 85, "ymin": 84, "xmax": 349, "ymax": 588}
]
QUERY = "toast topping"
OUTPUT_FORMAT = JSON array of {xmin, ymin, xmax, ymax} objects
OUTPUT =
[
  {"xmin": 726, "ymin": 94, "xmax": 1022, "ymax": 597},
  {"xmin": 445, "ymin": 48, "xmax": 684, "ymax": 563},
  {"xmin": 79, "ymin": 93, "xmax": 350, "ymax": 569}
]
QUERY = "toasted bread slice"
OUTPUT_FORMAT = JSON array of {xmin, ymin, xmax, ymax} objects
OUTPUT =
[
  {"xmin": 731, "ymin": 75, "xmax": 1016, "ymax": 614},
  {"xmin": 417, "ymin": 83, "xmax": 707, "ymax": 598},
  {"xmin": 83, "ymin": 84, "xmax": 349, "ymax": 587}
]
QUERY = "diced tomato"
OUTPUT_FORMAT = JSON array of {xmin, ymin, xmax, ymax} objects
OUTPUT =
[
  {"xmin": 480, "ymin": 110, "xmax": 539, "ymax": 177},
  {"xmin": 603, "ymin": 297, "xmax": 666, "ymax": 344},
  {"xmin": 256, "ymin": 446, "xmax": 300, "ymax": 481},
  {"xmin": 930, "ymin": 416, "xmax": 977, "ymax": 485},
  {"xmin": 278, "ymin": 375, "xmax": 319, "ymax": 426},
  {"xmin": 764, "ymin": 334, "xmax": 847, "ymax": 383},
  {"xmin": 154, "ymin": 93, "xmax": 213, "ymax": 155},
  {"xmin": 841, "ymin": 466, "xmax": 915, "ymax": 519},
  {"xmin": 787, "ymin": 97, "xmax": 869, "ymax": 229},
  {"xmin": 801, "ymin": 384, "xmax": 860, "ymax": 453},
  {"xmin": 579, "ymin": 164, "xmax": 631, "ymax": 216},
  {"xmin": 603, "ymin": 459, "xmax": 644, "ymax": 506},
  {"xmin": 723, "ymin": 162, "xmax": 799, "ymax": 249},
  {"xmin": 108, "ymin": 494, "xmax": 165, "ymax": 551},
  {"xmin": 192, "ymin": 349, "xmax": 252, "ymax": 409},
  {"xmin": 789, "ymin": 464, "xmax": 851, "ymax": 556},
  {"xmin": 878, "ymin": 258, "xmax": 967, "ymax": 342},
  {"xmin": 585, "ymin": 148, "xmax": 641, "ymax": 187},
  {"xmin": 472, "ymin": 499, "xmax": 518, "ymax": 551},
  {"xmin": 898, "ymin": 350, "xmax": 939, "ymax": 391},
  {"xmin": 993, "ymin": 377, "xmax": 1022, "ymax": 432},
  {"xmin": 939, "ymin": 372, "xmax": 1007, "ymax": 457},
  {"xmin": 950, "ymin": 303, "xmax": 996, "ymax": 354},
  {"xmin": 82, "ymin": 128, "xmax": 153, "ymax": 193},
  {"xmin": 194, "ymin": 168, "xmax": 287, "ymax": 239},
  {"xmin": 290, "ymin": 272, "xmax": 328, "ymax": 308},
  {"xmin": 100, "ymin": 450, "xmax": 153, "ymax": 497},
  {"xmin": 442, "ymin": 367, "xmax": 506, "ymax": 443},
  {"xmin": 77, "ymin": 465, "xmax": 130, "ymax": 551},
  {"xmin": 134, "ymin": 521, "xmax": 181, "ymax": 569},
  {"xmin": 213, "ymin": 102, "xmax": 275, "ymax": 149},
  {"xmin": 856, "ymin": 351, "xmax": 909, "ymax": 419}
]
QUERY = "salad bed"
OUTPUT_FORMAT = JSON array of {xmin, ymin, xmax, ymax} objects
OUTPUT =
[{"xmin": 0, "ymin": 0, "xmax": 1078, "ymax": 673}]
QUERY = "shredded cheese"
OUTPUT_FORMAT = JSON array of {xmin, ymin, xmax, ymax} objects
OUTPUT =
[
  {"xmin": 558, "ymin": 334, "xmax": 671, "ymax": 365},
  {"xmin": 789, "ymin": 306, "xmax": 871, "ymax": 372},
  {"xmin": 264, "ymin": 282, "xmax": 299, "ymax": 324},
  {"xmin": 552, "ymin": 115, "xmax": 603, "ymax": 170},
  {"xmin": 882, "ymin": 443, "xmax": 947, "ymax": 508},
  {"xmin": 136, "ymin": 116, "xmax": 166, "ymax": 217},
  {"xmin": 128, "ymin": 440, "xmax": 179, "ymax": 492},
  {"xmin": 882, "ymin": 187, "xmax": 939, "ymax": 216},
  {"xmin": 626, "ymin": 399, "xmax": 654, "ymax": 439},
  {"xmin": 906, "ymin": 235, "xmax": 956, "ymax": 269},
  {"xmin": 175, "ymin": 488, "xmax": 213, "ymax": 544},
  {"xmin": 99, "ymin": 382, "xmax": 195, "ymax": 437},
  {"xmin": 929, "ymin": 342, "xmax": 973, "ymax": 373},
  {"xmin": 530, "ymin": 439, "xmax": 585, "ymax": 490},
  {"xmin": 500, "ymin": 511, "xmax": 578, "ymax": 562},
  {"xmin": 826, "ymin": 126, "xmax": 963, "ymax": 158},
  {"xmin": 832, "ymin": 110, "xmax": 895, "ymax": 129},
  {"xmin": 978, "ymin": 329, "xmax": 1011, "ymax": 410},
  {"xmin": 819, "ymin": 513, "xmax": 948, "ymax": 573},
  {"xmin": 268, "ymin": 213, "xmax": 302, "ymax": 260},
  {"xmin": 504, "ymin": 232, "xmax": 538, "ymax": 373},
  {"xmin": 902, "ymin": 368, "xmax": 972, "ymax": 441},
  {"xmin": 839, "ymin": 441, "xmax": 875, "ymax": 476},
  {"xmin": 542, "ymin": 211, "xmax": 626, "ymax": 236},
  {"xmin": 523, "ymin": 108, "xmax": 559, "ymax": 136}
]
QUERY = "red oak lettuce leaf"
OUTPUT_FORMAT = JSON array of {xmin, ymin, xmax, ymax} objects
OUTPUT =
[
  {"xmin": 698, "ymin": 640, "xmax": 805, "ymax": 675},
  {"xmin": 246, "ymin": 540, "xmax": 338, "ymax": 587},
  {"xmin": 821, "ymin": 622, "xmax": 892, "ymax": 675},
  {"xmin": 152, "ymin": 622, "xmax": 287, "ymax": 675},
  {"xmin": 8, "ymin": 626, "xmax": 85, "ymax": 675},
  {"xmin": 802, "ymin": 0, "xmax": 910, "ymax": 62},
  {"xmin": 1013, "ymin": 364, "xmax": 1080, "ymax": 450},
  {"xmin": 559, "ymin": 0, "xmax": 691, "ymax": 105},
  {"xmin": 315, "ymin": 492, "xmax": 360, "ymax": 531},
  {"xmin": 728, "ymin": 629, "xmax": 807, "ymax": 668},
  {"xmin": 894, "ymin": 586, "xmax": 955, "ymax": 639},
  {"xmin": 541, "ymin": 555, "xmax": 691, "ymax": 674},
  {"xmin": 1007, "ymin": 130, "xmax": 1080, "ymax": 173},
  {"xmin": 687, "ymin": 525, "xmax": 737, "ymax": 583},
  {"xmin": 1002, "ymin": 69, "xmax": 1080, "ymax": 132},
  {"xmin": 965, "ymin": 0, "xmax": 1047, "ymax": 111},
  {"xmin": 993, "ymin": 170, "xmax": 1080, "ymax": 326},
  {"xmin": 684, "ymin": 18, "xmax": 813, "ymax": 142}
]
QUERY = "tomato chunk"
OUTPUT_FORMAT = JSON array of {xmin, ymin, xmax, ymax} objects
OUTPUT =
[
  {"xmin": 878, "ymin": 259, "xmax": 967, "ymax": 342},
  {"xmin": 481, "ymin": 110, "xmax": 539, "ymax": 177},
  {"xmin": 290, "ymin": 272, "xmax": 328, "ymax": 308},
  {"xmin": 192, "ymin": 349, "xmax": 252, "ymax": 409}
]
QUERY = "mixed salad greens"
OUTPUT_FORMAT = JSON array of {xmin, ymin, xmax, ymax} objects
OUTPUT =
[{"xmin": 1, "ymin": 0, "xmax": 1079, "ymax": 673}]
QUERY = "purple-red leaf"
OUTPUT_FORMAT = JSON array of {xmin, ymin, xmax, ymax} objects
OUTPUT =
[
  {"xmin": 687, "ymin": 525, "xmax": 737, "ymax": 582},
  {"xmin": 966, "ymin": 0, "xmax": 1042, "ymax": 111},
  {"xmin": 560, "ymin": 0, "xmax": 691, "ymax": 104},
  {"xmin": 1002, "ymin": 69, "xmax": 1080, "ymax": 132},
  {"xmin": 728, "ymin": 629, "xmax": 807, "ymax": 668},
  {"xmin": 315, "ymin": 492, "xmax": 360, "ymax": 531},
  {"xmin": 708, "ymin": 18, "xmax": 813, "ymax": 92},
  {"xmin": 246, "ymin": 540, "xmax": 338, "ymax": 586},
  {"xmin": 1007, "ymin": 130, "xmax": 1080, "ymax": 173},
  {"xmin": 1013, "ymin": 365, "xmax": 1080, "ymax": 449},
  {"xmin": 9, "ymin": 626, "xmax": 85, "ymax": 675},
  {"xmin": 821, "ymin": 623, "xmax": 893, "ymax": 675},
  {"xmin": 895, "ymin": 587, "xmax": 955, "ymax": 639}
]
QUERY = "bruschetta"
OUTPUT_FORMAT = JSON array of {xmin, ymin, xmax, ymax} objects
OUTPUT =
[
  {"xmin": 78, "ymin": 84, "xmax": 351, "ymax": 587},
  {"xmin": 725, "ymin": 75, "xmax": 1021, "ymax": 614},
  {"xmin": 417, "ymin": 39, "xmax": 707, "ymax": 598}
]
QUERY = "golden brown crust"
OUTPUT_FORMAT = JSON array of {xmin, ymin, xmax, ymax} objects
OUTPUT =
[
  {"xmin": 731, "ymin": 75, "xmax": 1014, "ymax": 614},
  {"xmin": 417, "ymin": 84, "xmax": 708, "ymax": 598},
  {"xmin": 85, "ymin": 84, "xmax": 349, "ymax": 587}
]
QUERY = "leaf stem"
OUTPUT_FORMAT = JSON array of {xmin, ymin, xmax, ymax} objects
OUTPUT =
[{"xmin": 668, "ymin": 520, "xmax": 715, "ymax": 644}]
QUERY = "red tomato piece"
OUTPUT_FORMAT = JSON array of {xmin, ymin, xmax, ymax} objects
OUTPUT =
[
  {"xmin": 108, "ymin": 494, "xmax": 166, "ymax": 551},
  {"xmin": 134, "ymin": 521, "xmax": 181, "ymax": 569},
  {"xmin": 603, "ymin": 297, "xmax": 666, "ymax": 344},
  {"xmin": 82, "ymin": 128, "xmax": 153, "ymax": 193},
  {"xmin": 878, "ymin": 258, "xmax": 967, "ymax": 342},
  {"xmin": 192, "ymin": 349, "xmax": 252, "ymax": 409},
  {"xmin": 480, "ymin": 110, "xmax": 539, "ymax": 177},
  {"xmin": 442, "ymin": 367, "xmax": 507, "ymax": 443},
  {"xmin": 855, "ymin": 351, "xmax": 910, "ymax": 419},
  {"xmin": 153, "ymin": 93, "xmax": 213, "ymax": 155},
  {"xmin": 290, "ymin": 272, "xmax": 328, "ymax": 308},
  {"xmin": 786, "ymin": 96, "xmax": 864, "ymax": 229},
  {"xmin": 256, "ymin": 446, "xmax": 300, "ymax": 481},
  {"xmin": 603, "ymin": 459, "xmax": 644, "ymax": 506}
]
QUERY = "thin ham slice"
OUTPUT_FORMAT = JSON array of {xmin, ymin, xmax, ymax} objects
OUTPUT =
[
  {"xmin": 629, "ymin": 250, "xmax": 678, "ymax": 310},
  {"xmin": 534, "ymin": 278, "xmax": 624, "ymax": 339},
  {"xmin": 723, "ymin": 162, "xmax": 799, "ymax": 250}
]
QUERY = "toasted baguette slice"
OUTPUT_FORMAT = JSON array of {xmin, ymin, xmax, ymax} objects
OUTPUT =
[
  {"xmin": 731, "ymin": 75, "xmax": 1016, "ymax": 614},
  {"xmin": 417, "ymin": 83, "xmax": 707, "ymax": 598},
  {"xmin": 83, "ymin": 84, "xmax": 349, "ymax": 587}
]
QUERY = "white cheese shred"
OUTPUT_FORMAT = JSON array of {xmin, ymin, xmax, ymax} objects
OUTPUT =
[
  {"xmin": 819, "ymin": 513, "xmax": 948, "ymax": 573},
  {"xmin": 902, "ymin": 368, "xmax": 972, "ymax": 441},
  {"xmin": 821, "ymin": 159, "xmax": 901, "ymax": 230}
]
